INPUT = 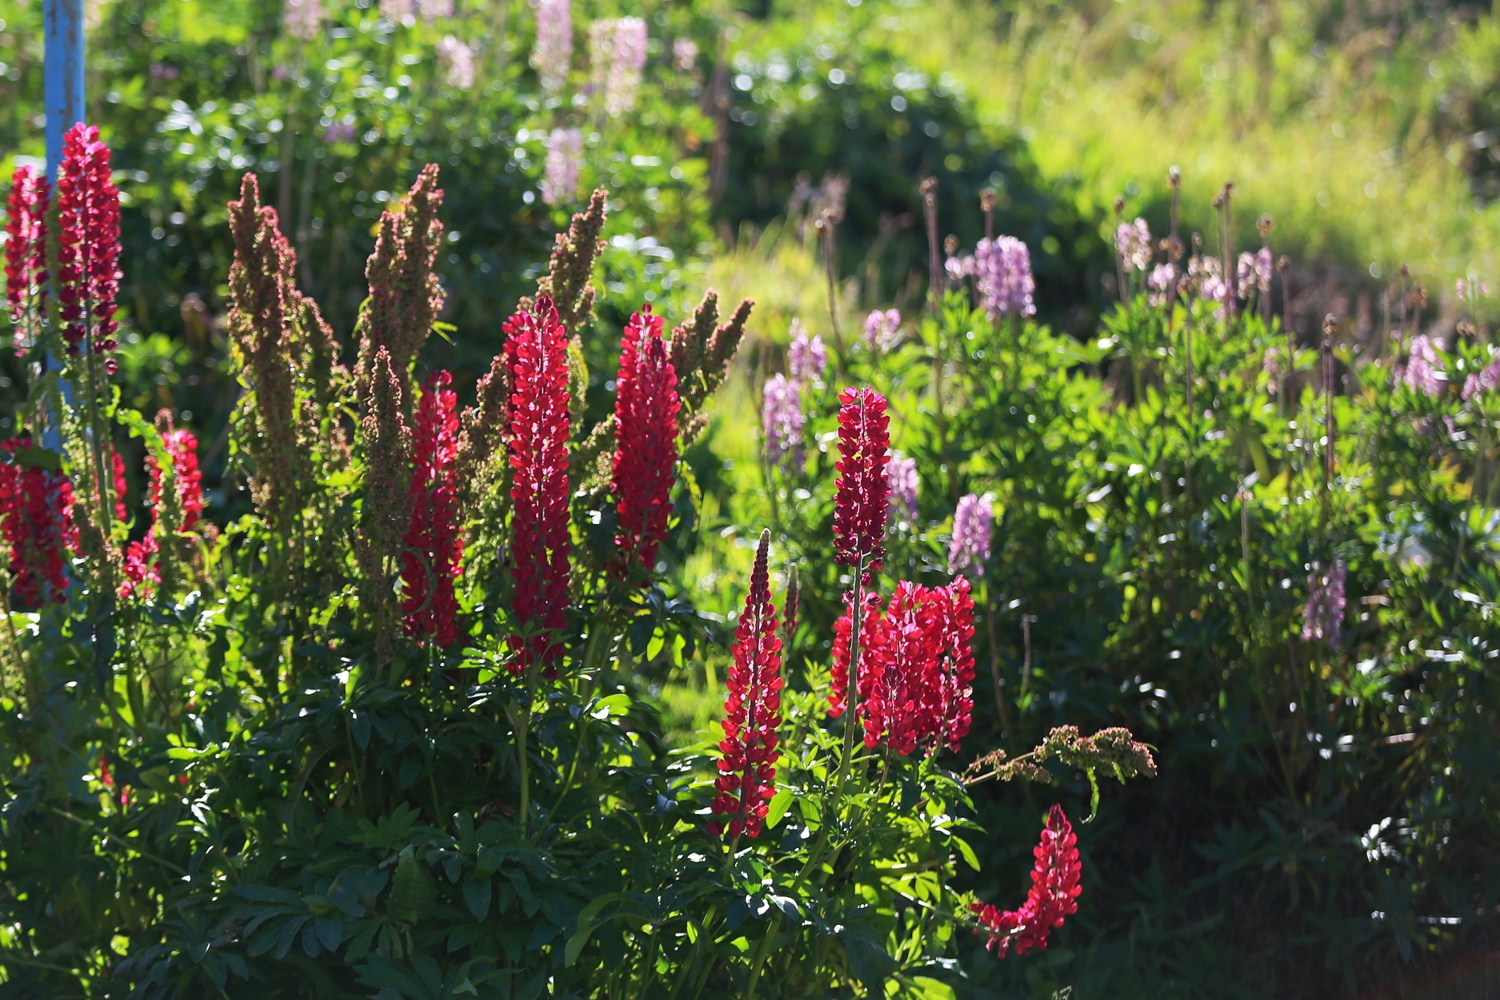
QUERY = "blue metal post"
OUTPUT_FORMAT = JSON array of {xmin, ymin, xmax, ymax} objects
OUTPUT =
[
  {"xmin": 44, "ymin": 0, "xmax": 86, "ymax": 180},
  {"xmin": 42, "ymin": 0, "xmax": 84, "ymax": 453}
]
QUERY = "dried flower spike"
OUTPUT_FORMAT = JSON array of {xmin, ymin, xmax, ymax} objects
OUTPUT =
[{"xmin": 356, "ymin": 163, "xmax": 446, "ymax": 393}]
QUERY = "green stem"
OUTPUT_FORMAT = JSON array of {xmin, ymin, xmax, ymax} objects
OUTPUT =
[
  {"xmin": 511, "ymin": 693, "xmax": 531, "ymax": 838},
  {"xmin": 832, "ymin": 556, "xmax": 866, "ymax": 805},
  {"xmin": 743, "ymin": 913, "xmax": 781, "ymax": 1000}
]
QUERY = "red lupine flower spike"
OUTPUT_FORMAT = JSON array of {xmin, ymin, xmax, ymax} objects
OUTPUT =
[
  {"xmin": 929, "ymin": 576, "xmax": 976, "ymax": 752},
  {"xmin": 120, "ymin": 419, "xmax": 207, "ymax": 600},
  {"xmin": 111, "ymin": 450, "xmax": 128, "ymax": 523},
  {"xmin": 829, "ymin": 588, "xmax": 881, "ymax": 719},
  {"xmin": 0, "ymin": 437, "xmax": 79, "ymax": 606},
  {"xmin": 506, "ymin": 297, "xmax": 573, "ymax": 675},
  {"xmin": 970, "ymin": 805, "xmax": 1082, "ymax": 958},
  {"xmin": 828, "ymin": 578, "xmax": 977, "ymax": 755},
  {"xmin": 833, "ymin": 387, "xmax": 889, "ymax": 579},
  {"xmin": 120, "ymin": 533, "xmax": 159, "ymax": 600},
  {"xmin": 611, "ymin": 306, "xmax": 681, "ymax": 580},
  {"xmin": 165, "ymin": 428, "xmax": 204, "ymax": 532},
  {"xmin": 5, "ymin": 165, "xmax": 49, "ymax": 349},
  {"xmin": 858, "ymin": 581, "xmax": 938, "ymax": 755},
  {"xmin": 54, "ymin": 124, "xmax": 122, "ymax": 371},
  {"xmin": 401, "ymin": 371, "xmax": 463, "ymax": 646},
  {"xmin": 708, "ymin": 530, "xmax": 784, "ymax": 840}
]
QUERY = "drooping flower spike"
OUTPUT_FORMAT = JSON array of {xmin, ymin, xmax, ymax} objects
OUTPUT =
[
  {"xmin": 54, "ymin": 124, "xmax": 122, "ymax": 370},
  {"xmin": 970, "ymin": 804, "xmax": 1082, "ymax": 958},
  {"xmin": 612, "ymin": 307, "xmax": 680, "ymax": 579},
  {"xmin": 402, "ymin": 371, "xmax": 463, "ymax": 646},
  {"xmin": 833, "ymin": 387, "xmax": 889, "ymax": 578},
  {"xmin": 708, "ymin": 530, "xmax": 784, "ymax": 839},
  {"xmin": 506, "ymin": 297, "xmax": 572, "ymax": 675}
]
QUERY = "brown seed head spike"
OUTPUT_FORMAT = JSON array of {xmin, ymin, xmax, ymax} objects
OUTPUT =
[
  {"xmin": 356, "ymin": 164, "xmax": 446, "ymax": 398},
  {"xmin": 980, "ymin": 188, "xmax": 996, "ymax": 213},
  {"xmin": 1258, "ymin": 214, "xmax": 1274, "ymax": 240},
  {"xmin": 1113, "ymin": 195, "xmax": 1125, "ymax": 217},
  {"xmin": 538, "ymin": 188, "xmax": 608, "ymax": 338},
  {"xmin": 454, "ymin": 351, "xmax": 513, "ymax": 508},
  {"xmin": 670, "ymin": 289, "xmax": 719, "ymax": 384},
  {"xmin": 356, "ymin": 347, "xmax": 412, "ymax": 663},
  {"xmin": 361, "ymin": 347, "xmax": 413, "ymax": 567},
  {"xmin": 226, "ymin": 172, "xmax": 310, "ymax": 529},
  {"xmin": 700, "ymin": 297, "xmax": 754, "ymax": 398},
  {"xmin": 1168, "ymin": 165, "xmax": 1181, "ymax": 189}
]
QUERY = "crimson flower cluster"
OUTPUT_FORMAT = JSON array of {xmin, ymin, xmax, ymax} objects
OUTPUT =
[
  {"xmin": 111, "ymin": 450, "xmax": 128, "ymax": 523},
  {"xmin": 506, "ymin": 298, "xmax": 572, "ymax": 674},
  {"xmin": 55, "ymin": 123, "xmax": 122, "ymax": 369},
  {"xmin": 833, "ymin": 387, "xmax": 889, "ymax": 578},
  {"xmin": 120, "ymin": 425, "xmax": 206, "ymax": 600},
  {"xmin": 4, "ymin": 164, "xmax": 48, "ymax": 340},
  {"xmin": 829, "ymin": 577, "xmax": 976, "ymax": 754},
  {"xmin": 0, "ymin": 438, "xmax": 78, "ymax": 605},
  {"xmin": 970, "ymin": 804, "xmax": 1082, "ymax": 957},
  {"xmin": 611, "ymin": 307, "xmax": 681, "ymax": 580},
  {"xmin": 708, "ymin": 531, "xmax": 784, "ymax": 839},
  {"xmin": 401, "ymin": 371, "xmax": 463, "ymax": 647}
]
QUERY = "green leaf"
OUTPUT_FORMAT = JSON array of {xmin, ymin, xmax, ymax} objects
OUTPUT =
[
  {"xmin": 563, "ymin": 892, "xmax": 634, "ymax": 966},
  {"xmin": 232, "ymin": 885, "xmax": 303, "ymax": 905},
  {"xmin": 907, "ymin": 976, "xmax": 958, "ymax": 1000},
  {"xmin": 463, "ymin": 877, "xmax": 492, "ymax": 921},
  {"xmin": 315, "ymin": 914, "xmax": 344, "ymax": 952},
  {"xmin": 388, "ymin": 846, "xmax": 437, "ymax": 922},
  {"xmin": 765, "ymin": 788, "xmax": 794, "ymax": 829},
  {"xmin": 953, "ymin": 836, "xmax": 981, "ymax": 872}
]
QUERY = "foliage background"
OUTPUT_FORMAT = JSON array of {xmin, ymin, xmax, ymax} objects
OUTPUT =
[{"xmin": 4, "ymin": 0, "xmax": 1500, "ymax": 997}]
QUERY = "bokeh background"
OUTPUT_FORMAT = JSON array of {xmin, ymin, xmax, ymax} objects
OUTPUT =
[{"xmin": 4, "ymin": 1, "xmax": 1500, "ymax": 997}]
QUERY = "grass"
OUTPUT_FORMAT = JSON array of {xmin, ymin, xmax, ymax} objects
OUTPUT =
[{"xmin": 740, "ymin": 0, "xmax": 1500, "ymax": 315}]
